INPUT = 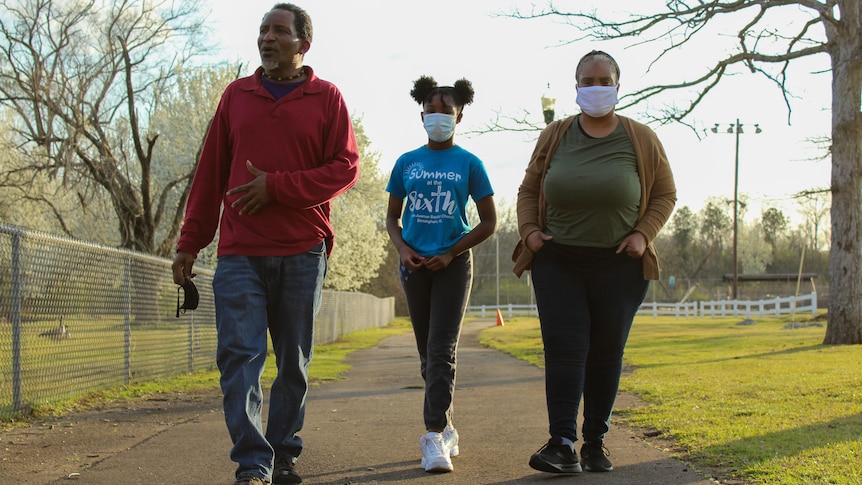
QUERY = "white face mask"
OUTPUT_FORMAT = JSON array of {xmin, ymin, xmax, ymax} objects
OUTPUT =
[
  {"xmin": 576, "ymin": 85, "xmax": 619, "ymax": 117},
  {"xmin": 423, "ymin": 113, "xmax": 456, "ymax": 142}
]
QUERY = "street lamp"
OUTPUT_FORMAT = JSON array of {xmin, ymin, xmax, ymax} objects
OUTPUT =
[
  {"xmin": 495, "ymin": 233, "xmax": 500, "ymax": 308},
  {"xmin": 710, "ymin": 119, "xmax": 762, "ymax": 300},
  {"xmin": 541, "ymin": 84, "xmax": 556, "ymax": 125}
]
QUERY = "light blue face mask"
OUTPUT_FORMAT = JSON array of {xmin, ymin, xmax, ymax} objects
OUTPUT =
[
  {"xmin": 576, "ymin": 85, "xmax": 619, "ymax": 117},
  {"xmin": 423, "ymin": 113, "xmax": 456, "ymax": 142}
]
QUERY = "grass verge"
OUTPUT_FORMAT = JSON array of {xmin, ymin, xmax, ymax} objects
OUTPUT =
[
  {"xmin": 478, "ymin": 313, "xmax": 862, "ymax": 485},
  {"xmin": 3, "ymin": 318, "xmax": 412, "ymax": 428}
]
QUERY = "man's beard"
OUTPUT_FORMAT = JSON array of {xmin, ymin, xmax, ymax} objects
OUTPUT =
[{"xmin": 261, "ymin": 58, "xmax": 279, "ymax": 70}]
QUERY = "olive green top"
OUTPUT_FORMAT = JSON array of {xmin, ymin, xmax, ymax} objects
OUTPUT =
[
  {"xmin": 513, "ymin": 115, "xmax": 677, "ymax": 279},
  {"xmin": 544, "ymin": 119, "xmax": 640, "ymax": 247}
]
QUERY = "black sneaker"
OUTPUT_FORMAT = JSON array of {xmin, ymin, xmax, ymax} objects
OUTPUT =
[
  {"xmin": 529, "ymin": 437, "xmax": 583, "ymax": 474},
  {"xmin": 273, "ymin": 454, "xmax": 302, "ymax": 484},
  {"xmin": 580, "ymin": 441, "xmax": 613, "ymax": 472}
]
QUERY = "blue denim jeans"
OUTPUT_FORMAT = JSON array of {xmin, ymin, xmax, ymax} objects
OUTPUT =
[
  {"xmin": 400, "ymin": 251, "xmax": 472, "ymax": 431},
  {"xmin": 212, "ymin": 244, "xmax": 326, "ymax": 480},
  {"xmin": 531, "ymin": 241, "xmax": 648, "ymax": 444}
]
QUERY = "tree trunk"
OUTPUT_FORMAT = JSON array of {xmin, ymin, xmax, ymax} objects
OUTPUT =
[{"xmin": 824, "ymin": 1, "xmax": 862, "ymax": 345}]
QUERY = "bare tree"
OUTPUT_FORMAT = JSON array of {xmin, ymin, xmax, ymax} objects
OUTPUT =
[
  {"xmin": 508, "ymin": 1, "xmax": 861, "ymax": 344},
  {"xmin": 0, "ymin": 0, "xmax": 208, "ymax": 257},
  {"xmin": 796, "ymin": 189, "xmax": 831, "ymax": 252}
]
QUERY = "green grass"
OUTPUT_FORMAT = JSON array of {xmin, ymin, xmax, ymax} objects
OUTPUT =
[
  {"xmin": 302, "ymin": 318, "xmax": 412, "ymax": 384},
  {"xmin": 479, "ymin": 314, "xmax": 862, "ymax": 485},
  {"xmin": 0, "ymin": 317, "xmax": 215, "ymax": 421},
  {"xmin": 2, "ymin": 318, "xmax": 412, "ymax": 426}
]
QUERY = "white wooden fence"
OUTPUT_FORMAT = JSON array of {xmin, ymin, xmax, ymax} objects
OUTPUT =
[
  {"xmin": 467, "ymin": 292, "xmax": 818, "ymax": 319},
  {"xmin": 694, "ymin": 292, "xmax": 818, "ymax": 318}
]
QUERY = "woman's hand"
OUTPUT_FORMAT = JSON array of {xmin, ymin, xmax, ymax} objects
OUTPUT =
[
  {"xmin": 526, "ymin": 230, "xmax": 553, "ymax": 253},
  {"xmin": 617, "ymin": 232, "xmax": 647, "ymax": 258},
  {"xmin": 423, "ymin": 252, "xmax": 453, "ymax": 272}
]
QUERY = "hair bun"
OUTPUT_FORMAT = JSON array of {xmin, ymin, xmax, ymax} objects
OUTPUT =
[
  {"xmin": 410, "ymin": 75, "xmax": 475, "ymax": 107},
  {"xmin": 452, "ymin": 78, "xmax": 474, "ymax": 106},
  {"xmin": 410, "ymin": 75, "xmax": 437, "ymax": 104}
]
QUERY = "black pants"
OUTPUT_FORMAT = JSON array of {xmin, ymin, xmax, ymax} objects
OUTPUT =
[
  {"xmin": 400, "ymin": 251, "xmax": 473, "ymax": 431},
  {"xmin": 531, "ymin": 241, "xmax": 649, "ymax": 443}
]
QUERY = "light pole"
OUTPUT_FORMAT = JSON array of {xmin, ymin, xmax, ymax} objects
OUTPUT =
[
  {"xmin": 514, "ymin": 85, "xmax": 556, "ymax": 314},
  {"xmin": 491, "ymin": 83, "xmax": 557, "ymax": 309},
  {"xmin": 495, "ymin": 234, "xmax": 500, "ymax": 308},
  {"xmin": 541, "ymin": 84, "xmax": 556, "ymax": 125},
  {"xmin": 710, "ymin": 119, "xmax": 762, "ymax": 300}
]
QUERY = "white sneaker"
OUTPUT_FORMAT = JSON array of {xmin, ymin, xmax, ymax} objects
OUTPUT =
[
  {"xmin": 419, "ymin": 432, "xmax": 453, "ymax": 472},
  {"xmin": 442, "ymin": 425, "xmax": 460, "ymax": 457}
]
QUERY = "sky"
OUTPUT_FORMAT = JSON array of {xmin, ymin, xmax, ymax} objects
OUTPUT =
[{"xmin": 205, "ymin": 0, "xmax": 832, "ymax": 224}]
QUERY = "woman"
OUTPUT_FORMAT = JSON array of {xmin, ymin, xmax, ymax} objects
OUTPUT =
[
  {"xmin": 385, "ymin": 75, "xmax": 497, "ymax": 473},
  {"xmin": 514, "ymin": 51, "xmax": 676, "ymax": 474}
]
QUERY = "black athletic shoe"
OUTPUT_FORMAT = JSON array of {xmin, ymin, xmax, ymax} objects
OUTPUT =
[
  {"xmin": 529, "ymin": 437, "xmax": 583, "ymax": 474},
  {"xmin": 273, "ymin": 454, "xmax": 302, "ymax": 484},
  {"xmin": 580, "ymin": 441, "xmax": 614, "ymax": 472}
]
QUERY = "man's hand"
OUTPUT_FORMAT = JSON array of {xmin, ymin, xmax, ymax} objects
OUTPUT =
[
  {"xmin": 227, "ymin": 160, "xmax": 270, "ymax": 215},
  {"xmin": 172, "ymin": 251, "xmax": 196, "ymax": 285}
]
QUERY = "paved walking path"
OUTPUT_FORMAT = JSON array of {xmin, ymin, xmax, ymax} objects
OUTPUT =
[{"xmin": 2, "ymin": 319, "xmax": 717, "ymax": 484}]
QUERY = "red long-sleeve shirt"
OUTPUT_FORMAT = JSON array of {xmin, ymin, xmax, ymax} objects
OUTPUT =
[{"xmin": 177, "ymin": 66, "xmax": 360, "ymax": 258}]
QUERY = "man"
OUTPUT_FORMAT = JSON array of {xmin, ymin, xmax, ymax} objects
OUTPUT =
[{"xmin": 171, "ymin": 4, "xmax": 359, "ymax": 485}]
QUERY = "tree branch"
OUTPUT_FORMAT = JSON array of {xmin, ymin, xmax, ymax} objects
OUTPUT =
[{"xmin": 502, "ymin": 1, "xmax": 832, "ymax": 129}]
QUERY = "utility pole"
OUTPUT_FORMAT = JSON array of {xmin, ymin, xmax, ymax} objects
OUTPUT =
[{"xmin": 710, "ymin": 120, "xmax": 762, "ymax": 299}]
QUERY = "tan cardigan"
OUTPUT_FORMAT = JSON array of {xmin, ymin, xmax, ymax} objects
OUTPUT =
[{"xmin": 513, "ymin": 115, "xmax": 677, "ymax": 279}]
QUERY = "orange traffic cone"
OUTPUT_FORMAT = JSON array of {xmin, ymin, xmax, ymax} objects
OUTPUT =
[{"xmin": 496, "ymin": 309, "xmax": 505, "ymax": 326}]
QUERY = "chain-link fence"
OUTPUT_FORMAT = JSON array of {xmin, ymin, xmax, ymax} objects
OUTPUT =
[{"xmin": 0, "ymin": 223, "xmax": 394, "ymax": 421}]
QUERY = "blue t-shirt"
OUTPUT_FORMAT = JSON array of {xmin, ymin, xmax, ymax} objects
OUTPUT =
[{"xmin": 386, "ymin": 145, "xmax": 494, "ymax": 257}]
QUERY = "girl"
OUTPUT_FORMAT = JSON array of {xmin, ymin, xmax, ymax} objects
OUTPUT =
[{"xmin": 385, "ymin": 75, "xmax": 497, "ymax": 473}]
